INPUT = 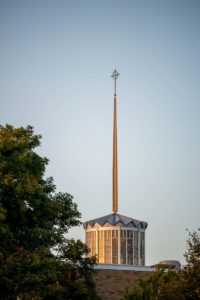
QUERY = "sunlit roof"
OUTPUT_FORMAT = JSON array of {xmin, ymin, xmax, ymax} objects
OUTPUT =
[{"xmin": 83, "ymin": 212, "xmax": 147, "ymax": 229}]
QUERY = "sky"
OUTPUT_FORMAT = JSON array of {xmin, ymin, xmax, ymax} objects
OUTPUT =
[{"xmin": 0, "ymin": 0, "xmax": 200, "ymax": 266}]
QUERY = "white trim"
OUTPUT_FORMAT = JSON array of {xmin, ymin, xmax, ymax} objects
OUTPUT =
[
  {"xmin": 118, "ymin": 228, "xmax": 121, "ymax": 264},
  {"xmin": 103, "ymin": 230, "xmax": 104, "ymax": 262},
  {"xmin": 125, "ymin": 231, "xmax": 127, "ymax": 264},
  {"xmin": 111, "ymin": 231, "xmax": 113, "ymax": 264},
  {"xmin": 94, "ymin": 264, "xmax": 154, "ymax": 272}
]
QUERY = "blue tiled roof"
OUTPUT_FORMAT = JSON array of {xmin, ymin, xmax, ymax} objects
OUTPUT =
[{"xmin": 83, "ymin": 213, "xmax": 147, "ymax": 229}]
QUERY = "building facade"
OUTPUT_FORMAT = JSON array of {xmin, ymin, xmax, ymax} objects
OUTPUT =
[{"xmin": 83, "ymin": 213, "xmax": 147, "ymax": 265}]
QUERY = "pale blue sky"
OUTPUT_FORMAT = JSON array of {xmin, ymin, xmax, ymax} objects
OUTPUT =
[{"xmin": 0, "ymin": 0, "xmax": 200, "ymax": 265}]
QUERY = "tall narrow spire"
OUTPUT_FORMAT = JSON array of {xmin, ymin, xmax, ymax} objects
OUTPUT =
[{"xmin": 111, "ymin": 69, "xmax": 119, "ymax": 213}]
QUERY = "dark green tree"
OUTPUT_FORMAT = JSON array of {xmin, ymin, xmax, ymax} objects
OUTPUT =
[
  {"xmin": 123, "ymin": 268, "xmax": 182, "ymax": 300},
  {"xmin": 0, "ymin": 124, "xmax": 98, "ymax": 300},
  {"xmin": 57, "ymin": 239, "xmax": 98, "ymax": 300},
  {"xmin": 122, "ymin": 229, "xmax": 200, "ymax": 300},
  {"xmin": 181, "ymin": 229, "xmax": 200, "ymax": 299}
]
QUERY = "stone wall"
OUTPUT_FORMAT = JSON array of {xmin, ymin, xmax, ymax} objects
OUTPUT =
[{"xmin": 93, "ymin": 269, "xmax": 151, "ymax": 300}]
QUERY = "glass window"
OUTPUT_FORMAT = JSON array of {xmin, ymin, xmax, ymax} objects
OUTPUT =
[
  {"xmin": 98, "ymin": 237, "xmax": 104, "ymax": 263},
  {"xmin": 86, "ymin": 230, "xmax": 96, "ymax": 258},
  {"xmin": 112, "ymin": 238, "xmax": 118, "ymax": 264},
  {"xmin": 127, "ymin": 230, "xmax": 133, "ymax": 238},
  {"xmin": 112, "ymin": 230, "xmax": 118, "ymax": 238},
  {"xmin": 140, "ymin": 232, "xmax": 145, "ymax": 264},
  {"xmin": 134, "ymin": 231, "xmax": 138, "ymax": 265},
  {"xmin": 120, "ymin": 238, "xmax": 126, "ymax": 264},
  {"xmin": 112, "ymin": 230, "xmax": 118, "ymax": 264},
  {"xmin": 121, "ymin": 230, "xmax": 126, "ymax": 239},
  {"xmin": 105, "ymin": 236, "xmax": 111, "ymax": 263},
  {"xmin": 127, "ymin": 238, "xmax": 133, "ymax": 265},
  {"xmin": 92, "ymin": 236, "xmax": 96, "ymax": 256}
]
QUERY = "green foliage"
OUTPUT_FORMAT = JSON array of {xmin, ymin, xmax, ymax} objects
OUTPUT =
[
  {"xmin": 0, "ymin": 125, "xmax": 99, "ymax": 300},
  {"xmin": 123, "ymin": 268, "xmax": 182, "ymax": 300},
  {"xmin": 122, "ymin": 229, "xmax": 200, "ymax": 300},
  {"xmin": 182, "ymin": 229, "xmax": 200, "ymax": 299},
  {"xmin": 60, "ymin": 239, "xmax": 97, "ymax": 278}
]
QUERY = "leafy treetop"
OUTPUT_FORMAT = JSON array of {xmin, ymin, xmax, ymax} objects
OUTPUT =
[{"xmin": 0, "ymin": 124, "xmax": 98, "ymax": 300}]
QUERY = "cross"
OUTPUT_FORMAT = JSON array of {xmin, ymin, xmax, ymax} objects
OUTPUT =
[{"xmin": 111, "ymin": 69, "xmax": 119, "ymax": 96}]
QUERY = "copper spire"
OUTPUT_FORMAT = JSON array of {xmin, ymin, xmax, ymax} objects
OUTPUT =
[{"xmin": 111, "ymin": 69, "xmax": 119, "ymax": 213}]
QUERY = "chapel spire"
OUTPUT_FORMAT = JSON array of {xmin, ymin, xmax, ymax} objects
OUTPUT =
[
  {"xmin": 83, "ymin": 71, "xmax": 147, "ymax": 266},
  {"xmin": 111, "ymin": 69, "xmax": 119, "ymax": 213}
]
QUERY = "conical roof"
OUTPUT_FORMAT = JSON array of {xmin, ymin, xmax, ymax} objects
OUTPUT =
[{"xmin": 83, "ymin": 212, "xmax": 147, "ymax": 229}]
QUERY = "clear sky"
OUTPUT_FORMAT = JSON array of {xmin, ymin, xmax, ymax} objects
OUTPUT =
[{"xmin": 1, "ymin": 0, "xmax": 200, "ymax": 266}]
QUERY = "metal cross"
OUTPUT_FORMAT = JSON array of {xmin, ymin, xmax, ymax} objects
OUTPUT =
[{"xmin": 111, "ymin": 69, "xmax": 119, "ymax": 96}]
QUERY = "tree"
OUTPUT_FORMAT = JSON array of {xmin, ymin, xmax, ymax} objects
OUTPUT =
[
  {"xmin": 123, "ymin": 268, "xmax": 182, "ymax": 300},
  {"xmin": 181, "ymin": 229, "xmax": 200, "ymax": 299},
  {"xmin": 122, "ymin": 229, "xmax": 200, "ymax": 300},
  {"xmin": 57, "ymin": 239, "xmax": 98, "ymax": 300},
  {"xmin": 0, "ymin": 124, "xmax": 98, "ymax": 299}
]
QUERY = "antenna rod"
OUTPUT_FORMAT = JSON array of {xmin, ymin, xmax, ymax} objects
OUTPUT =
[{"xmin": 111, "ymin": 69, "xmax": 119, "ymax": 213}]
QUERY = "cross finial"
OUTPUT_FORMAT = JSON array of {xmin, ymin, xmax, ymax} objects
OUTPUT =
[{"xmin": 111, "ymin": 69, "xmax": 119, "ymax": 96}]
